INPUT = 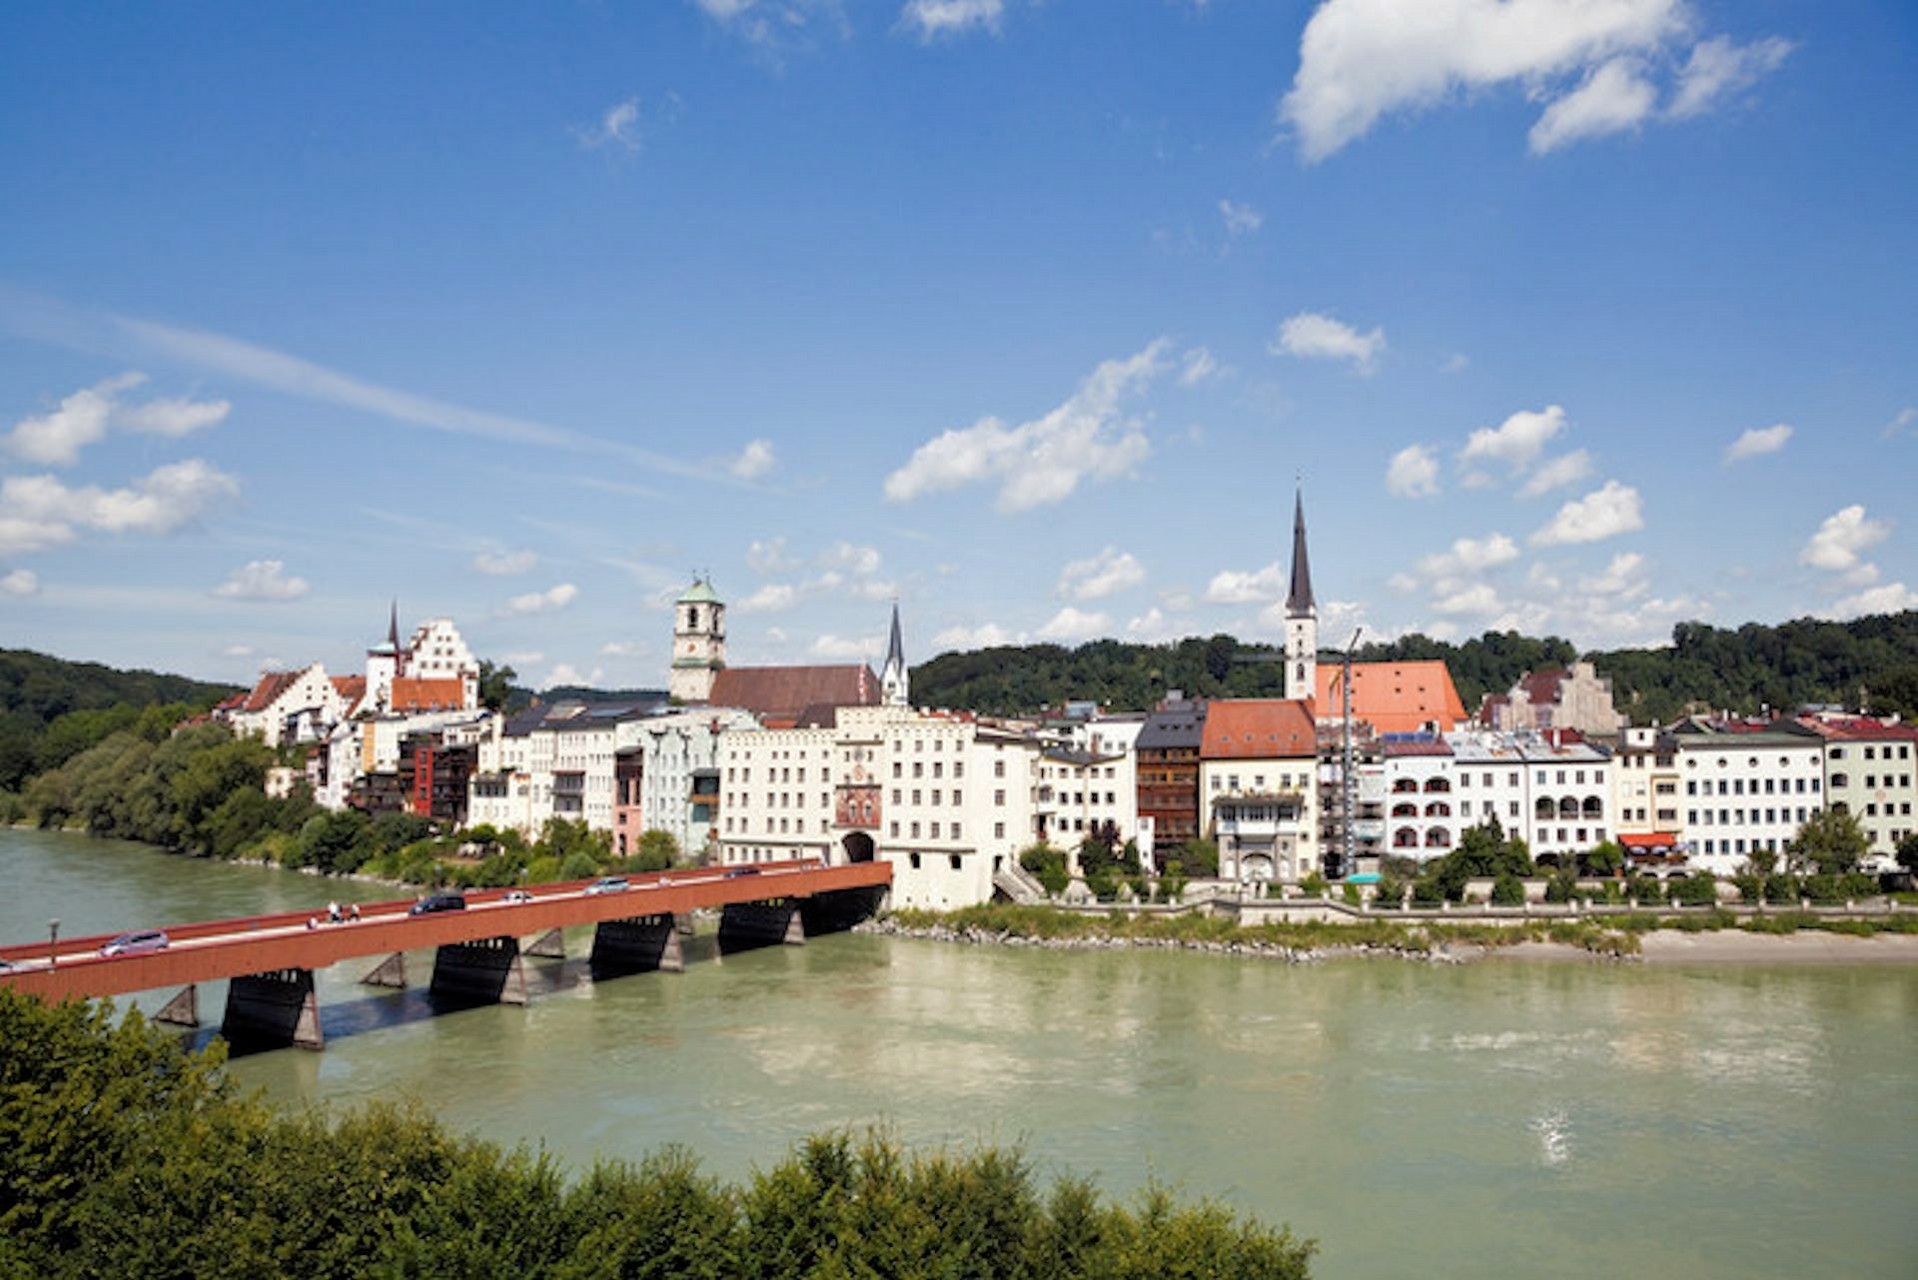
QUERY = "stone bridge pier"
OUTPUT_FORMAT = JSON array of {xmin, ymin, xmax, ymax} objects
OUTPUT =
[
  {"xmin": 800, "ymin": 884, "xmax": 889, "ymax": 936},
  {"xmin": 590, "ymin": 914, "xmax": 685, "ymax": 977},
  {"xmin": 222, "ymin": 968, "xmax": 323, "ymax": 1052},
  {"xmin": 429, "ymin": 936, "xmax": 528, "ymax": 1007},
  {"xmin": 718, "ymin": 899, "xmax": 806, "ymax": 953}
]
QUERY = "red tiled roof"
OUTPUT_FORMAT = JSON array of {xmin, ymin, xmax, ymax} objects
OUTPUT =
[
  {"xmin": 1520, "ymin": 668, "xmax": 1569, "ymax": 706},
  {"xmin": 241, "ymin": 670, "xmax": 300, "ymax": 713},
  {"xmin": 1791, "ymin": 715, "xmax": 1918, "ymax": 742},
  {"xmin": 1200, "ymin": 699, "xmax": 1316, "ymax": 759},
  {"xmin": 1316, "ymin": 661, "xmax": 1467, "ymax": 735},
  {"xmin": 708, "ymin": 665, "xmax": 879, "ymax": 721},
  {"xmin": 391, "ymin": 676, "xmax": 465, "ymax": 712}
]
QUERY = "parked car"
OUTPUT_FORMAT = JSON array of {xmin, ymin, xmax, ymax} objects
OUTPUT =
[
  {"xmin": 503, "ymin": 889, "xmax": 535, "ymax": 905},
  {"xmin": 100, "ymin": 930, "xmax": 169, "ymax": 957},
  {"xmin": 584, "ymin": 876, "xmax": 629, "ymax": 896},
  {"xmin": 408, "ymin": 892, "xmax": 467, "ymax": 916},
  {"xmin": 723, "ymin": 866, "xmax": 761, "ymax": 879}
]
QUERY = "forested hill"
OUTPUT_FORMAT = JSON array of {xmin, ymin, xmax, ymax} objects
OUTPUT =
[
  {"xmin": 908, "ymin": 612, "xmax": 1918, "ymax": 725},
  {"xmin": 0, "ymin": 648, "xmax": 238, "ymax": 792}
]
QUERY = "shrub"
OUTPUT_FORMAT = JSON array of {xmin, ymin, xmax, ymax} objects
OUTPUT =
[
  {"xmin": 1410, "ymin": 875, "xmax": 1445, "ymax": 908},
  {"xmin": 1341, "ymin": 881, "xmax": 1362, "ymax": 907},
  {"xmin": 1802, "ymin": 873, "xmax": 1843, "ymax": 905},
  {"xmin": 1490, "ymin": 873, "xmax": 1526, "ymax": 906},
  {"xmin": 1543, "ymin": 870, "xmax": 1579, "ymax": 904},
  {"xmin": 1669, "ymin": 873, "xmax": 1719, "ymax": 907},
  {"xmin": 1764, "ymin": 873, "xmax": 1803, "ymax": 905},
  {"xmin": 1300, "ymin": 872, "xmax": 1328, "ymax": 897}
]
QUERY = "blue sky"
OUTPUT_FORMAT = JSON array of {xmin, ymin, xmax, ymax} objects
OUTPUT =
[{"xmin": 2, "ymin": 0, "xmax": 1914, "ymax": 691}]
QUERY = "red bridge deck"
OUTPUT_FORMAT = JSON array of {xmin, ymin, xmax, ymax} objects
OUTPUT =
[{"xmin": 0, "ymin": 860, "xmax": 890, "ymax": 1004}]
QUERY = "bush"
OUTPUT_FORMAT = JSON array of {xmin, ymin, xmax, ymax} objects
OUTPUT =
[
  {"xmin": 1373, "ymin": 873, "xmax": 1405, "ymax": 909},
  {"xmin": 1543, "ymin": 870, "xmax": 1579, "ymax": 904},
  {"xmin": 1802, "ymin": 873, "xmax": 1843, "ymax": 905},
  {"xmin": 1179, "ymin": 838, "xmax": 1220, "ymax": 878},
  {"xmin": 1410, "ymin": 875, "xmax": 1445, "ymax": 908},
  {"xmin": 1490, "ymin": 873, "xmax": 1526, "ymax": 906},
  {"xmin": 1669, "ymin": 873, "xmax": 1719, "ymax": 907},
  {"xmin": 1300, "ymin": 872, "xmax": 1328, "ymax": 897},
  {"xmin": 1765, "ymin": 873, "xmax": 1803, "ymax": 905},
  {"xmin": 1732, "ymin": 872, "xmax": 1765, "ymax": 904},
  {"xmin": 1341, "ymin": 881, "xmax": 1362, "ymax": 907},
  {"xmin": 634, "ymin": 829, "xmax": 680, "ymax": 872}
]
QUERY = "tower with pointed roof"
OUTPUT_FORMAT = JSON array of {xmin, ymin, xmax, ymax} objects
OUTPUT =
[
  {"xmin": 670, "ymin": 577, "xmax": 726, "ymax": 703},
  {"xmin": 881, "ymin": 601, "xmax": 909, "ymax": 708},
  {"xmin": 366, "ymin": 599, "xmax": 402, "ymax": 712},
  {"xmin": 1284, "ymin": 490, "xmax": 1317, "ymax": 703}
]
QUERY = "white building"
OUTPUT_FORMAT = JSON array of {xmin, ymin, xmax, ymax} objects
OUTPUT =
[
  {"xmin": 225, "ymin": 663, "xmax": 343, "ymax": 748},
  {"xmin": 716, "ymin": 704, "xmax": 1044, "ymax": 910},
  {"xmin": 1672, "ymin": 723, "xmax": 1824, "ymax": 875},
  {"xmin": 1380, "ymin": 730, "xmax": 1615, "ymax": 867},
  {"xmin": 615, "ymin": 708, "xmax": 761, "ymax": 860},
  {"xmin": 1034, "ymin": 746, "xmax": 1140, "ymax": 860},
  {"xmin": 466, "ymin": 699, "xmax": 666, "ymax": 838}
]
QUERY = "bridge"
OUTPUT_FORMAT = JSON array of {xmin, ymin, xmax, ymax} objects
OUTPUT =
[{"xmin": 0, "ymin": 860, "xmax": 890, "ymax": 1051}]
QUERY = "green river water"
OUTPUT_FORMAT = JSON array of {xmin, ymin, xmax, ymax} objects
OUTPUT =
[{"xmin": 4, "ymin": 828, "xmax": 1914, "ymax": 1278}]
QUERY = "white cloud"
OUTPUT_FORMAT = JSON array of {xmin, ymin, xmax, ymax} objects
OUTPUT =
[
  {"xmin": 1442, "ymin": 353, "xmax": 1470, "ymax": 374},
  {"xmin": 543, "ymin": 662, "xmax": 603, "ymax": 689},
  {"xmin": 1800, "ymin": 506, "xmax": 1890, "ymax": 574},
  {"xmin": 505, "ymin": 651, "xmax": 547, "ymax": 665},
  {"xmin": 932, "ymin": 621, "xmax": 1018, "ymax": 650},
  {"xmin": 1531, "ymin": 480, "xmax": 1645, "ymax": 545},
  {"xmin": 505, "ymin": 583, "xmax": 579, "ymax": 615},
  {"xmin": 1419, "ymin": 532, "xmax": 1520, "ymax": 579},
  {"xmin": 899, "ymin": 0, "xmax": 1004, "ymax": 42},
  {"xmin": 737, "ymin": 583, "xmax": 800, "ymax": 613},
  {"xmin": 0, "ymin": 568, "xmax": 38, "ymax": 597},
  {"xmin": 1385, "ymin": 443, "xmax": 1440, "ymax": 497},
  {"xmin": 1278, "ymin": 0, "xmax": 1688, "ymax": 161},
  {"xmin": 6, "ymin": 372, "xmax": 230, "ymax": 466},
  {"xmin": 1058, "ymin": 546, "xmax": 1145, "ymax": 602},
  {"xmin": 1433, "ymin": 582, "xmax": 1501, "ymax": 616},
  {"xmin": 884, "ymin": 340, "xmax": 1166, "ymax": 512},
  {"xmin": 811, "ymin": 633, "xmax": 880, "ymax": 660},
  {"xmin": 1205, "ymin": 561, "xmax": 1283, "ymax": 605},
  {"xmin": 212, "ymin": 560, "xmax": 310, "ymax": 602},
  {"xmin": 221, "ymin": 643, "xmax": 254, "ymax": 658},
  {"xmin": 729, "ymin": 438, "xmax": 776, "ymax": 480},
  {"xmin": 1724, "ymin": 423, "xmax": 1792, "ymax": 463},
  {"xmin": 1517, "ymin": 448, "xmax": 1594, "ymax": 497},
  {"xmin": 1036, "ymin": 606, "xmax": 1109, "ymax": 644},
  {"xmin": 1669, "ymin": 35, "xmax": 1793, "ymax": 119},
  {"xmin": 0, "ymin": 459, "xmax": 239, "ymax": 555},
  {"xmin": 578, "ymin": 97, "xmax": 642, "ymax": 152},
  {"xmin": 1124, "ymin": 607, "xmax": 1183, "ymax": 642},
  {"xmin": 747, "ymin": 536, "xmax": 798, "ymax": 573},
  {"xmin": 820, "ymin": 541, "xmax": 882, "ymax": 577},
  {"xmin": 1829, "ymin": 582, "xmax": 1918, "ymax": 620},
  {"xmin": 1884, "ymin": 408, "xmax": 1917, "ymax": 440},
  {"xmin": 1462, "ymin": 404, "xmax": 1566, "ymax": 474},
  {"xmin": 1528, "ymin": 57, "xmax": 1657, "ymax": 154},
  {"xmin": 599, "ymin": 640, "xmax": 647, "ymax": 657},
  {"xmin": 1218, "ymin": 199, "xmax": 1263, "ymax": 236},
  {"xmin": 1179, "ymin": 347, "xmax": 1220, "ymax": 386},
  {"xmin": 1271, "ymin": 312, "xmax": 1385, "ymax": 372},
  {"xmin": 692, "ymin": 0, "xmax": 845, "ymax": 52},
  {"xmin": 1581, "ymin": 551, "xmax": 1647, "ymax": 598},
  {"xmin": 473, "ymin": 549, "xmax": 537, "ymax": 575}
]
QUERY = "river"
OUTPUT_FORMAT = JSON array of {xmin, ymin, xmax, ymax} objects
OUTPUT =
[{"xmin": 3, "ymin": 827, "xmax": 1914, "ymax": 1278}]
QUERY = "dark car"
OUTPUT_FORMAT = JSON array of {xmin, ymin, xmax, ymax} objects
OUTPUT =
[
  {"xmin": 100, "ymin": 929, "xmax": 169, "ymax": 957},
  {"xmin": 408, "ymin": 892, "xmax": 468, "ymax": 916},
  {"xmin": 723, "ymin": 866, "xmax": 761, "ymax": 879}
]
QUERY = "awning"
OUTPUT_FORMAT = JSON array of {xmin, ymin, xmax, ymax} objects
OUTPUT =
[{"xmin": 1619, "ymin": 832, "xmax": 1681, "ymax": 851}]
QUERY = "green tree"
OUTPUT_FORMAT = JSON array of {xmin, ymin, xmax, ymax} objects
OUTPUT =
[
  {"xmin": 477, "ymin": 659, "xmax": 517, "ymax": 712},
  {"xmin": 1896, "ymin": 832, "xmax": 1918, "ymax": 878},
  {"xmin": 634, "ymin": 828, "xmax": 680, "ymax": 872},
  {"xmin": 1179, "ymin": 837, "xmax": 1220, "ymax": 878},
  {"xmin": 1788, "ymin": 807, "xmax": 1870, "ymax": 876}
]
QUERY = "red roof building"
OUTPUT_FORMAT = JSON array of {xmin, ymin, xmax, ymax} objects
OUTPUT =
[
  {"xmin": 707, "ymin": 664, "xmax": 879, "ymax": 729},
  {"xmin": 390, "ymin": 676, "xmax": 466, "ymax": 713},
  {"xmin": 1316, "ymin": 661, "xmax": 1467, "ymax": 736}
]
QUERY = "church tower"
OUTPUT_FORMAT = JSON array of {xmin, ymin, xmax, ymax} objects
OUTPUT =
[
  {"xmin": 1284, "ymin": 491, "xmax": 1318, "ymax": 703},
  {"xmin": 670, "ymin": 578, "xmax": 726, "ymax": 704},
  {"xmin": 366, "ymin": 600, "xmax": 401, "ymax": 713},
  {"xmin": 881, "ymin": 601, "xmax": 909, "ymax": 708}
]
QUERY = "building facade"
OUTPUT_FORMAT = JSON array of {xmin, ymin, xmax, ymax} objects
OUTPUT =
[{"xmin": 1198, "ymin": 699, "xmax": 1319, "ymax": 884}]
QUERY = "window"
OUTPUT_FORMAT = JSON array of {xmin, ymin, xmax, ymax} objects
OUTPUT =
[
  {"xmin": 949, "ymin": 854, "xmax": 962, "ymax": 871},
  {"xmin": 994, "ymin": 822, "xmax": 1005, "ymax": 839},
  {"xmin": 995, "ymin": 788, "xmax": 1006, "ymax": 805}
]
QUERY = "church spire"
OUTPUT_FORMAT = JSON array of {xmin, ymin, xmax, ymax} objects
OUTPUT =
[
  {"xmin": 882, "ymin": 600, "xmax": 909, "ymax": 708},
  {"xmin": 1286, "ymin": 489, "xmax": 1315, "ymax": 617},
  {"xmin": 387, "ymin": 598, "xmax": 400, "ymax": 649}
]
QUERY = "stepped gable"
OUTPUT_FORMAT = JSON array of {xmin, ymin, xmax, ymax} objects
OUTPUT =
[
  {"xmin": 1315, "ymin": 660, "xmax": 1466, "ymax": 735},
  {"xmin": 707, "ymin": 664, "xmax": 879, "ymax": 729},
  {"xmin": 240, "ymin": 669, "xmax": 300, "ymax": 713}
]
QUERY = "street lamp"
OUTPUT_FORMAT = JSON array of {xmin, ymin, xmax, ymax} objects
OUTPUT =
[{"xmin": 49, "ymin": 918, "xmax": 59, "ymax": 971}]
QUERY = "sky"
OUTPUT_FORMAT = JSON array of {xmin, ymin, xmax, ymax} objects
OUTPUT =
[{"xmin": 1, "ymin": 0, "xmax": 1914, "ymax": 692}]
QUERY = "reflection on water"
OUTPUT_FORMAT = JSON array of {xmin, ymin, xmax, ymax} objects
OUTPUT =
[{"xmin": 5, "ymin": 829, "xmax": 1916, "ymax": 1279}]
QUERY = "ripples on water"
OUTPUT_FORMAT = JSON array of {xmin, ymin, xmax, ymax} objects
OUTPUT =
[{"xmin": 4, "ymin": 830, "xmax": 1916, "ymax": 1280}]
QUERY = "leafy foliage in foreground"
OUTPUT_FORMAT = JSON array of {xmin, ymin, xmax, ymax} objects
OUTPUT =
[{"xmin": 0, "ymin": 989, "xmax": 1316, "ymax": 1279}]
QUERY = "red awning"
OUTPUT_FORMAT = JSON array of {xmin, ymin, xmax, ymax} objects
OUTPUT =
[{"xmin": 1619, "ymin": 832, "xmax": 1680, "ymax": 850}]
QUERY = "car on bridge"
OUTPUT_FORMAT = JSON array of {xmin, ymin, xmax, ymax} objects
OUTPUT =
[
  {"xmin": 408, "ymin": 892, "xmax": 468, "ymax": 916},
  {"xmin": 723, "ymin": 866, "xmax": 761, "ymax": 879},
  {"xmin": 100, "ymin": 930, "xmax": 169, "ymax": 957},
  {"xmin": 583, "ymin": 876, "xmax": 630, "ymax": 896},
  {"xmin": 503, "ymin": 890, "xmax": 535, "ymax": 905}
]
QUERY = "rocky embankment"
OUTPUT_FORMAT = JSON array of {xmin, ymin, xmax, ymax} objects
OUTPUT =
[{"xmin": 853, "ymin": 915, "xmax": 1477, "ymax": 964}]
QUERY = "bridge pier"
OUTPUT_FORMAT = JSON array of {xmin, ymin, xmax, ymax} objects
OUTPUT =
[
  {"xmin": 526, "ymin": 928, "xmax": 567, "ymax": 960},
  {"xmin": 800, "ymin": 885, "xmax": 889, "ymax": 937},
  {"xmin": 155, "ymin": 984, "xmax": 199, "ymax": 1028},
  {"xmin": 361, "ymin": 952, "xmax": 407, "ymax": 988},
  {"xmin": 429, "ymin": 936, "xmax": 527, "ymax": 1007},
  {"xmin": 222, "ymin": 969, "xmax": 323, "ymax": 1052},
  {"xmin": 718, "ymin": 899, "xmax": 806, "ymax": 953},
  {"xmin": 590, "ymin": 914, "xmax": 684, "ymax": 976}
]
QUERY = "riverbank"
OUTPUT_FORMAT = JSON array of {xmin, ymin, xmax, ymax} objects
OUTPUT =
[{"xmin": 869, "ymin": 903, "xmax": 1918, "ymax": 965}]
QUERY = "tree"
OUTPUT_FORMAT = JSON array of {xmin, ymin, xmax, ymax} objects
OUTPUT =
[
  {"xmin": 1896, "ymin": 832, "xmax": 1918, "ymax": 878},
  {"xmin": 1788, "ymin": 808, "xmax": 1869, "ymax": 876},
  {"xmin": 634, "ymin": 829, "xmax": 680, "ymax": 872},
  {"xmin": 477, "ymin": 660, "xmax": 517, "ymax": 713},
  {"xmin": 1177, "ymin": 837, "xmax": 1219, "ymax": 878}
]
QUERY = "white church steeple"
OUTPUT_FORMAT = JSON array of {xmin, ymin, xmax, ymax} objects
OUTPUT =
[
  {"xmin": 1284, "ymin": 489, "xmax": 1318, "ymax": 703},
  {"xmin": 881, "ymin": 600, "xmax": 909, "ymax": 708}
]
